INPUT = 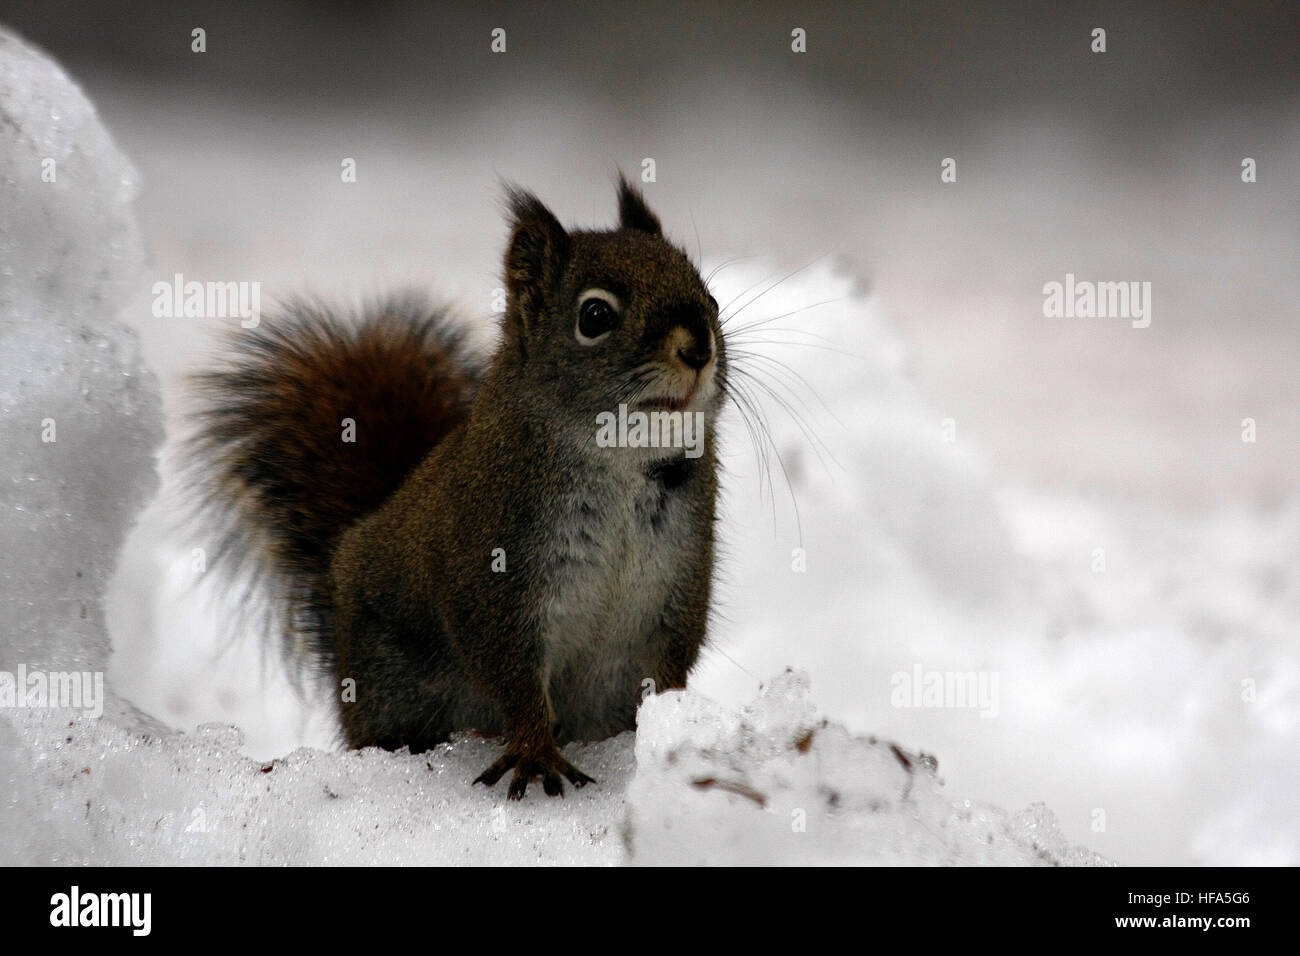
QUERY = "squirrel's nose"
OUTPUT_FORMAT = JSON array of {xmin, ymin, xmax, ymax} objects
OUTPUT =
[{"xmin": 677, "ymin": 343, "xmax": 712, "ymax": 370}]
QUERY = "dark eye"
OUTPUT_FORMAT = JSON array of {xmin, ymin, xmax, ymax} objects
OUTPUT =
[
  {"xmin": 707, "ymin": 294, "xmax": 718, "ymax": 313},
  {"xmin": 575, "ymin": 290, "xmax": 620, "ymax": 344}
]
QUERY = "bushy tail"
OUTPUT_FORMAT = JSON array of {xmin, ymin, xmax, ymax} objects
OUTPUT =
[{"xmin": 184, "ymin": 296, "xmax": 481, "ymax": 664}]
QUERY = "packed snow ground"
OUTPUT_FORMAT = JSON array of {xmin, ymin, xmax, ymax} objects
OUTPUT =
[
  {"xmin": 2, "ymin": 24, "xmax": 1294, "ymax": 865},
  {"xmin": 2, "ymin": 669, "xmax": 1113, "ymax": 866}
]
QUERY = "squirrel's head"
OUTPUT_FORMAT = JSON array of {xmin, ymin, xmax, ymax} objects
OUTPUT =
[{"xmin": 500, "ymin": 176, "xmax": 725, "ymax": 426}]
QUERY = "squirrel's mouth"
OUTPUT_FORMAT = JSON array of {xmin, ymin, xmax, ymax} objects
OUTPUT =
[
  {"xmin": 636, "ymin": 363, "xmax": 718, "ymax": 413},
  {"xmin": 638, "ymin": 373, "xmax": 719, "ymax": 413},
  {"xmin": 639, "ymin": 394, "xmax": 693, "ymax": 412}
]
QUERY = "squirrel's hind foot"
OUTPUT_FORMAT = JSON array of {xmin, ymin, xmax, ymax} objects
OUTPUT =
[{"xmin": 473, "ymin": 745, "xmax": 595, "ymax": 799}]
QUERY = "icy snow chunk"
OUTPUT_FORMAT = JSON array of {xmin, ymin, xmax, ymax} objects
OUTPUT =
[
  {"xmin": 0, "ymin": 27, "xmax": 144, "ymax": 315},
  {"xmin": 625, "ymin": 669, "xmax": 1111, "ymax": 866},
  {"xmin": 0, "ymin": 25, "xmax": 162, "ymax": 678}
]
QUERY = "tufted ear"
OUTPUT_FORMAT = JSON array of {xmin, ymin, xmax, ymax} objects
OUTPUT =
[
  {"xmin": 503, "ymin": 186, "xmax": 569, "ymax": 351},
  {"xmin": 616, "ymin": 173, "xmax": 663, "ymax": 235}
]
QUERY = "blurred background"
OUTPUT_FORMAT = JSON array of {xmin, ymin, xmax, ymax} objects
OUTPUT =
[
  {"xmin": 5, "ymin": 0, "xmax": 1296, "ymax": 502},
  {"xmin": 3, "ymin": 0, "xmax": 1296, "ymax": 865}
]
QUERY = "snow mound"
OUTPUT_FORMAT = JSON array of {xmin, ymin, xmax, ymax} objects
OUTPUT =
[
  {"xmin": 0, "ymin": 27, "xmax": 144, "ymax": 316},
  {"xmin": 699, "ymin": 258, "xmax": 1300, "ymax": 866},
  {"xmin": 626, "ymin": 669, "xmax": 1108, "ymax": 865},
  {"xmin": 0, "ymin": 26, "xmax": 161, "ymax": 687}
]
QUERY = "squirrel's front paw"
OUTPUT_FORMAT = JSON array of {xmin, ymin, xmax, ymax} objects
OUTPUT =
[{"xmin": 473, "ymin": 745, "xmax": 595, "ymax": 799}]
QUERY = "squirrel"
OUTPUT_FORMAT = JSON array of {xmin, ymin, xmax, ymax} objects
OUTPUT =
[{"xmin": 185, "ymin": 176, "xmax": 726, "ymax": 798}]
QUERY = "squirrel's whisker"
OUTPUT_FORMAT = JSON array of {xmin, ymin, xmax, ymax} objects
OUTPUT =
[
  {"xmin": 729, "ymin": 364, "xmax": 838, "ymax": 481},
  {"xmin": 704, "ymin": 255, "xmax": 757, "ymax": 286},
  {"xmin": 724, "ymin": 296, "xmax": 846, "ymax": 337},
  {"xmin": 723, "ymin": 373, "xmax": 802, "ymax": 542},
  {"xmin": 719, "ymin": 253, "xmax": 832, "ymax": 329},
  {"xmin": 726, "ymin": 349, "xmax": 846, "ymax": 450},
  {"xmin": 726, "ymin": 333, "xmax": 856, "ymax": 358}
]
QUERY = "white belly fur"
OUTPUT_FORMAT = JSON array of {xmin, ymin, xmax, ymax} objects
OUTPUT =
[{"xmin": 539, "ymin": 456, "xmax": 689, "ymax": 718}]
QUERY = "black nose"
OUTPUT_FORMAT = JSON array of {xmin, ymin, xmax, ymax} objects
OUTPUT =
[{"xmin": 678, "ymin": 343, "xmax": 712, "ymax": 370}]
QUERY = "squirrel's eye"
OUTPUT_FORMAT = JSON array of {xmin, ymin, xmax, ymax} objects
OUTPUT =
[{"xmin": 575, "ymin": 290, "xmax": 620, "ymax": 345}]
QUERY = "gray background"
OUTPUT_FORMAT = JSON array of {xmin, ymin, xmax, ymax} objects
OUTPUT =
[{"xmin": 5, "ymin": 0, "xmax": 1296, "ymax": 503}]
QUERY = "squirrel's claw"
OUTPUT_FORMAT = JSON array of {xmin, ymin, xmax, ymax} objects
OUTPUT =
[
  {"xmin": 508, "ymin": 768, "xmax": 539, "ymax": 800},
  {"xmin": 478, "ymin": 746, "xmax": 596, "ymax": 799},
  {"xmin": 560, "ymin": 760, "xmax": 596, "ymax": 789},
  {"xmin": 472, "ymin": 751, "xmax": 520, "ymax": 788}
]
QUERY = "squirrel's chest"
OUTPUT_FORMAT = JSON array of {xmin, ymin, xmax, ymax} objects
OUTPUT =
[{"xmin": 538, "ymin": 465, "xmax": 692, "ymax": 665}]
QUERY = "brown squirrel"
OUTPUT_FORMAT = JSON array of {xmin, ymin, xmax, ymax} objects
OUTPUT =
[{"xmin": 186, "ymin": 177, "xmax": 725, "ymax": 798}]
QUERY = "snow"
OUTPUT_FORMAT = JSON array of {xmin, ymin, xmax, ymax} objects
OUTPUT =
[
  {"xmin": 628, "ymin": 670, "xmax": 1108, "ymax": 865},
  {"xmin": 688, "ymin": 261, "xmax": 1300, "ymax": 867},
  {"xmin": 0, "ymin": 27, "xmax": 161, "ymax": 713},
  {"xmin": 2, "ymin": 24, "xmax": 1294, "ymax": 866},
  {"xmin": 1, "ymin": 667, "xmax": 1107, "ymax": 866}
]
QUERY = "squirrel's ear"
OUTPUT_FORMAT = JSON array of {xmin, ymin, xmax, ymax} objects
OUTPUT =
[
  {"xmin": 617, "ymin": 174, "xmax": 662, "ymax": 235},
  {"xmin": 503, "ymin": 187, "xmax": 569, "ymax": 341}
]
